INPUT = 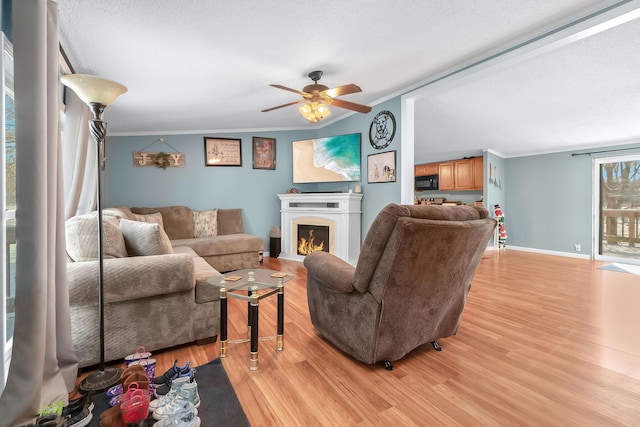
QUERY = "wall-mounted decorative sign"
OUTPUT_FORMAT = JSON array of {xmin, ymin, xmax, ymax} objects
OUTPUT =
[
  {"xmin": 204, "ymin": 137, "xmax": 242, "ymax": 166},
  {"xmin": 133, "ymin": 138, "xmax": 185, "ymax": 169},
  {"xmin": 369, "ymin": 110, "xmax": 396, "ymax": 150},
  {"xmin": 133, "ymin": 151, "xmax": 185, "ymax": 169}
]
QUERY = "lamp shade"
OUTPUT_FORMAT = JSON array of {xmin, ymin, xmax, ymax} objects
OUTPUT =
[
  {"xmin": 60, "ymin": 74, "xmax": 127, "ymax": 106},
  {"xmin": 299, "ymin": 101, "xmax": 331, "ymax": 123}
]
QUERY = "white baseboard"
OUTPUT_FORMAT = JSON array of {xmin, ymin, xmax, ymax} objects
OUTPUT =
[{"xmin": 506, "ymin": 245, "xmax": 591, "ymax": 260}]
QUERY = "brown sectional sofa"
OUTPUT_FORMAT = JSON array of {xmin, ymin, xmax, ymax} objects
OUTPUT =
[
  {"xmin": 130, "ymin": 205, "xmax": 263, "ymax": 272},
  {"xmin": 65, "ymin": 205, "xmax": 263, "ymax": 368}
]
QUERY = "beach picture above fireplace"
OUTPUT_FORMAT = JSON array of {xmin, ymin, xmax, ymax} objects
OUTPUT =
[{"xmin": 292, "ymin": 133, "xmax": 361, "ymax": 183}]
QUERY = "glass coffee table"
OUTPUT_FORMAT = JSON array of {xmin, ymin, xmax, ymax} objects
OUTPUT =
[{"xmin": 209, "ymin": 269, "xmax": 294, "ymax": 370}]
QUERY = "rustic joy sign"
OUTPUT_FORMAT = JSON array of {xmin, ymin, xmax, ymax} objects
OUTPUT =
[{"xmin": 133, "ymin": 151, "xmax": 186, "ymax": 169}]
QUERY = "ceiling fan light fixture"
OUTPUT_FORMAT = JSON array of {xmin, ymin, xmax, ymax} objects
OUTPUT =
[{"xmin": 299, "ymin": 101, "xmax": 331, "ymax": 123}]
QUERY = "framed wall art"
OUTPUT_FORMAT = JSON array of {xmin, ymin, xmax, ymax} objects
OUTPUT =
[
  {"xmin": 204, "ymin": 137, "xmax": 242, "ymax": 166},
  {"xmin": 367, "ymin": 150, "xmax": 396, "ymax": 183},
  {"xmin": 252, "ymin": 137, "xmax": 276, "ymax": 170}
]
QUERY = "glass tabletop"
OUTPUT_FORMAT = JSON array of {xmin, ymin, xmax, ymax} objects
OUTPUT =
[{"xmin": 209, "ymin": 269, "xmax": 294, "ymax": 291}]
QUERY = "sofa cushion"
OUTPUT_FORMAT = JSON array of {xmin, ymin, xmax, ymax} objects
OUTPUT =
[
  {"xmin": 173, "ymin": 246, "xmax": 223, "ymax": 304},
  {"xmin": 171, "ymin": 233, "xmax": 263, "ymax": 257},
  {"xmin": 192, "ymin": 209, "xmax": 218, "ymax": 238},
  {"xmin": 120, "ymin": 219, "xmax": 174, "ymax": 256},
  {"xmin": 130, "ymin": 206, "xmax": 194, "ymax": 240},
  {"xmin": 217, "ymin": 208, "xmax": 244, "ymax": 235},
  {"xmin": 133, "ymin": 212, "xmax": 165, "ymax": 229},
  {"xmin": 65, "ymin": 214, "xmax": 127, "ymax": 261}
]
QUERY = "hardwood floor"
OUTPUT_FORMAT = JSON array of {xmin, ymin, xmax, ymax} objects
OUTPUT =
[{"xmin": 80, "ymin": 251, "xmax": 640, "ymax": 426}]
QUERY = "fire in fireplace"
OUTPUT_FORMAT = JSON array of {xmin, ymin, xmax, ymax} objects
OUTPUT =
[{"xmin": 297, "ymin": 224, "xmax": 330, "ymax": 256}]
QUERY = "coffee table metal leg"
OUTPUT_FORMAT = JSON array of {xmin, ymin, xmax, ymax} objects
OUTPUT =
[
  {"xmin": 277, "ymin": 278, "xmax": 284, "ymax": 351},
  {"xmin": 249, "ymin": 289, "xmax": 259, "ymax": 370},
  {"xmin": 247, "ymin": 291, "xmax": 251, "ymax": 339},
  {"xmin": 220, "ymin": 287, "xmax": 228, "ymax": 358}
]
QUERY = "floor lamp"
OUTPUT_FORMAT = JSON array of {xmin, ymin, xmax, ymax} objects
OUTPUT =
[{"xmin": 61, "ymin": 74, "xmax": 128, "ymax": 392}]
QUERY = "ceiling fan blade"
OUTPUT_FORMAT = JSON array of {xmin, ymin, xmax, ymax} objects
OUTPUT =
[
  {"xmin": 261, "ymin": 99, "xmax": 305, "ymax": 112},
  {"xmin": 270, "ymin": 84, "xmax": 309, "ymax": 97},
  {"xmin": 322, "ymin": 84, "xmax": 362, "ymax": 98},
  {"xmin": 330, "ymin": 98, "xmax": 372, "ymax": 114}
]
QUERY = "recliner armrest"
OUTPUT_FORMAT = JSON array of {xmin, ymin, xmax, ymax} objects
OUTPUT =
[{"xmin": 303, "ymin": 251, "xmax": 356, "ymax": 293}]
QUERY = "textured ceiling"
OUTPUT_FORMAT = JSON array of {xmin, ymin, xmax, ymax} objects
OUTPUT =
[
  {"xmin": 414, "ymin": 4, "xmax": 640, "ymax": 160},
  {"xmin": 55, "ymin": 0, "xmax": 639, "ymax": 158}
]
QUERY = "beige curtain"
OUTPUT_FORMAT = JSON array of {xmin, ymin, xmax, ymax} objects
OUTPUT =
[
  {"xmin": 0, "ymin": 1, "xmax": 78, "ymax": 425},
  {"xmin": 63, "ymin": 89, "xmax": 96, "ymax": 219}
]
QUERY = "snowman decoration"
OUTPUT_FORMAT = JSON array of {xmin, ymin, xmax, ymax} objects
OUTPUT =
[{"xmin": 494, "ymin": 205, "xmax": 507, "ymax": 249}]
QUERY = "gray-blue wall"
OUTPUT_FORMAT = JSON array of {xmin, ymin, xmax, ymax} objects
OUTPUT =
[
  {"xmin": 315, "ymin": 98, "xmax": 401, "ymax": 234},
  {"xmin": 504, "ymin": 144, "xmax": 640, "ymax": 256},
  {"xmin": 505, "ymin": 150, "xmax": 592, "ymax": 254},
  {"xmin": 103, "ymin": 97, "xmax": 402, "ymax": 250},
  {"xmin": 104, "ymin": 130, "xmax": 307, "ymax": 250},
  {"xmin": 103, "ymin": 85, "xmax": 639, "ymax": 259}
]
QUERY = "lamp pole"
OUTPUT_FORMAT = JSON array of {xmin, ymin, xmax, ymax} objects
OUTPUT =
[
  {"xmin": 61, "ymin": 74, "xmax": 127, "ymax": 392},
  {"xmin": 81, "ymin": 103, "xmax": 123, "ymax": 392}
]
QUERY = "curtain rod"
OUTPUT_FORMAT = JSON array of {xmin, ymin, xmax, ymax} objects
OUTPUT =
[{"xmin": 571, "ymin": 146, "xmax": 640, "ymax": 156}]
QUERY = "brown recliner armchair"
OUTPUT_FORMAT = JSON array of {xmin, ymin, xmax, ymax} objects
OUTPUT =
[{"xmin": 304, "ymin": 203, "xmax": 496, "ymax": 367}]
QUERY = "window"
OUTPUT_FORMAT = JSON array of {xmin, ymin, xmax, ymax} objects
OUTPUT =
[{"xmin": 0, "ymin": 32, "xmax": 14, "ymax": 388}]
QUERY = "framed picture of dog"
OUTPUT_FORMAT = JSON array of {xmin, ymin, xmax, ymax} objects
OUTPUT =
[{"xmin": 367, "ymin": 150, "xmax": 396, "ymax": 183}]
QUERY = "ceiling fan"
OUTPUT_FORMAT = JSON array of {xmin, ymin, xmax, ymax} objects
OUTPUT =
[{"xmin": 262, "ymin": 70, "xmax": 372, "ymax": 122}]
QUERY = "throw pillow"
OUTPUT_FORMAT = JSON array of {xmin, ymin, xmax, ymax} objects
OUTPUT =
[
  {"xmin": 192, "ymin": 209, "xmax": 218, "ymax": 238},
  {"xmin": 120, "ymin": 219, "xmax": 174, "ymax": 256},
  {"xmin": 65, "ymin": 214, "xmax": 128, "ymax": 261},
  {"xmin": 133, "ymin": 212, "xmax": 165, "ymax": 229}
]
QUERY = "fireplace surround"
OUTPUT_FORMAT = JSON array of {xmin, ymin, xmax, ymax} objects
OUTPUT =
[{"xmin": 278, "ymin": 193, "xmax": 363, "ymax": 264}]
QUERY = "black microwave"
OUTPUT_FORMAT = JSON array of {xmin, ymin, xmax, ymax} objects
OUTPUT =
[{"xmin": 415, "ymin": 174, "xmax": 438, "ymax": 191}]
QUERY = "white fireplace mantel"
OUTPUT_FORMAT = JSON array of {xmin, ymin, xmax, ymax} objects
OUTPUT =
[{"xmin": 278, "ymin": 193, "xmax": 363, "ymax": 265}]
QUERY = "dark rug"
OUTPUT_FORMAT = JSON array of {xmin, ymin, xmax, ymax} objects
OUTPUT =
[{"xmin": 88, "ymin": 358, "xmax": 250, "ymax": 426}]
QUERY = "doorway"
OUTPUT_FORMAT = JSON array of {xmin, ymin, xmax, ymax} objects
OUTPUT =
[{"xmin": 595, "ymin": 154, "xmax": 640, "ymax": 264}]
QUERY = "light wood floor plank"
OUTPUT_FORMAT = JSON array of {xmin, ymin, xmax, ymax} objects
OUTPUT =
[{"xmin": 78, "ymin": 250, "xmax": 640, "ymax": 426}]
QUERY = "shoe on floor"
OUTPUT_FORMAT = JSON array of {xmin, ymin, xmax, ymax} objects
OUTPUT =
[
  {"xmin": 149, "ymin": 377, "xmax": 195, "ymax": 412},
  {"xmin": 23, "ymin": 414, "xmax": 64, "ymax": 427},
  {"xmin": 98, "ymin": 404, "xmax": 121, "ymax": 427},
  {"xmin": 152, "ymin": 401, "xmax": 200, "ymax": 427},
  {"xmin": 62, "ymin": 394, "xmax": 94, "ymax": 418},
  {"xmin": 153, "ymin": 360, "xmax": 191, "ymax": 386},
  {"xmin": 153, "ymin": 369, "xmax": 195, "ymax": 399},
  {"xmin": 62, "ymin": 407, "xmax": 92, "ymax": 427},
  {"xmin": 152, "ymin": 383, "xmax": 200, "ymax": 420}
]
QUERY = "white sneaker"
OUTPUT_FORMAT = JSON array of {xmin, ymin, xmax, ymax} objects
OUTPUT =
[
  {"xmin": 152, "ymin": 401, "xmax": 200, "ymax": 427},
  {"xmin": 149, "ymin": 376, "xmax": 194, "ymax": 412},
  {"xmin": 153, "ymin": 382, "xmax": 200, "ymax": 420}
]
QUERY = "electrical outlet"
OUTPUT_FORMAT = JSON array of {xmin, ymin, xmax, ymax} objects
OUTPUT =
[{"xmin": 574, "ymin": 244, "xmax": 581, "ymax": 252}]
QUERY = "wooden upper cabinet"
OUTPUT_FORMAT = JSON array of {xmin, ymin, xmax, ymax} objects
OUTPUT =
[
  {"xmin": 472, "ymin": 157, "xmax": 483, "ymax": 190},
  {"xmin": 415, "ymin": 163, "xmax": 438, "ymax": 176},
  {"xmin": 438, "ymin": 162, "xmax": 454, "ymax": 190},
  {"xmin": 415, "ymin": 157, "xmax": 483, "ymax": 191},
  {"xmin": 454, "ymin": 159, "xmax": 473, "ymax": 190}
]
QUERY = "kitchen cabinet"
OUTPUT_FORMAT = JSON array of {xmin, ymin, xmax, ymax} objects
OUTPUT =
[
  {"xmin": 415, "ymin": 157, "xmax": 483, "ymax": 191},
  {"xmin": 454, "ymin": 159, "xmax": 473, "ymax": 190},
  {"xmin": 472, "ymin": 157, "xmax": 483, "ymax": 190},
  {"xmin": 414, "ymin": 163, "xmax": 438, "ymax": 176},
  {"xmin": 438, "ymin": 162, "xmax": 454, "ymax": 190}
]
